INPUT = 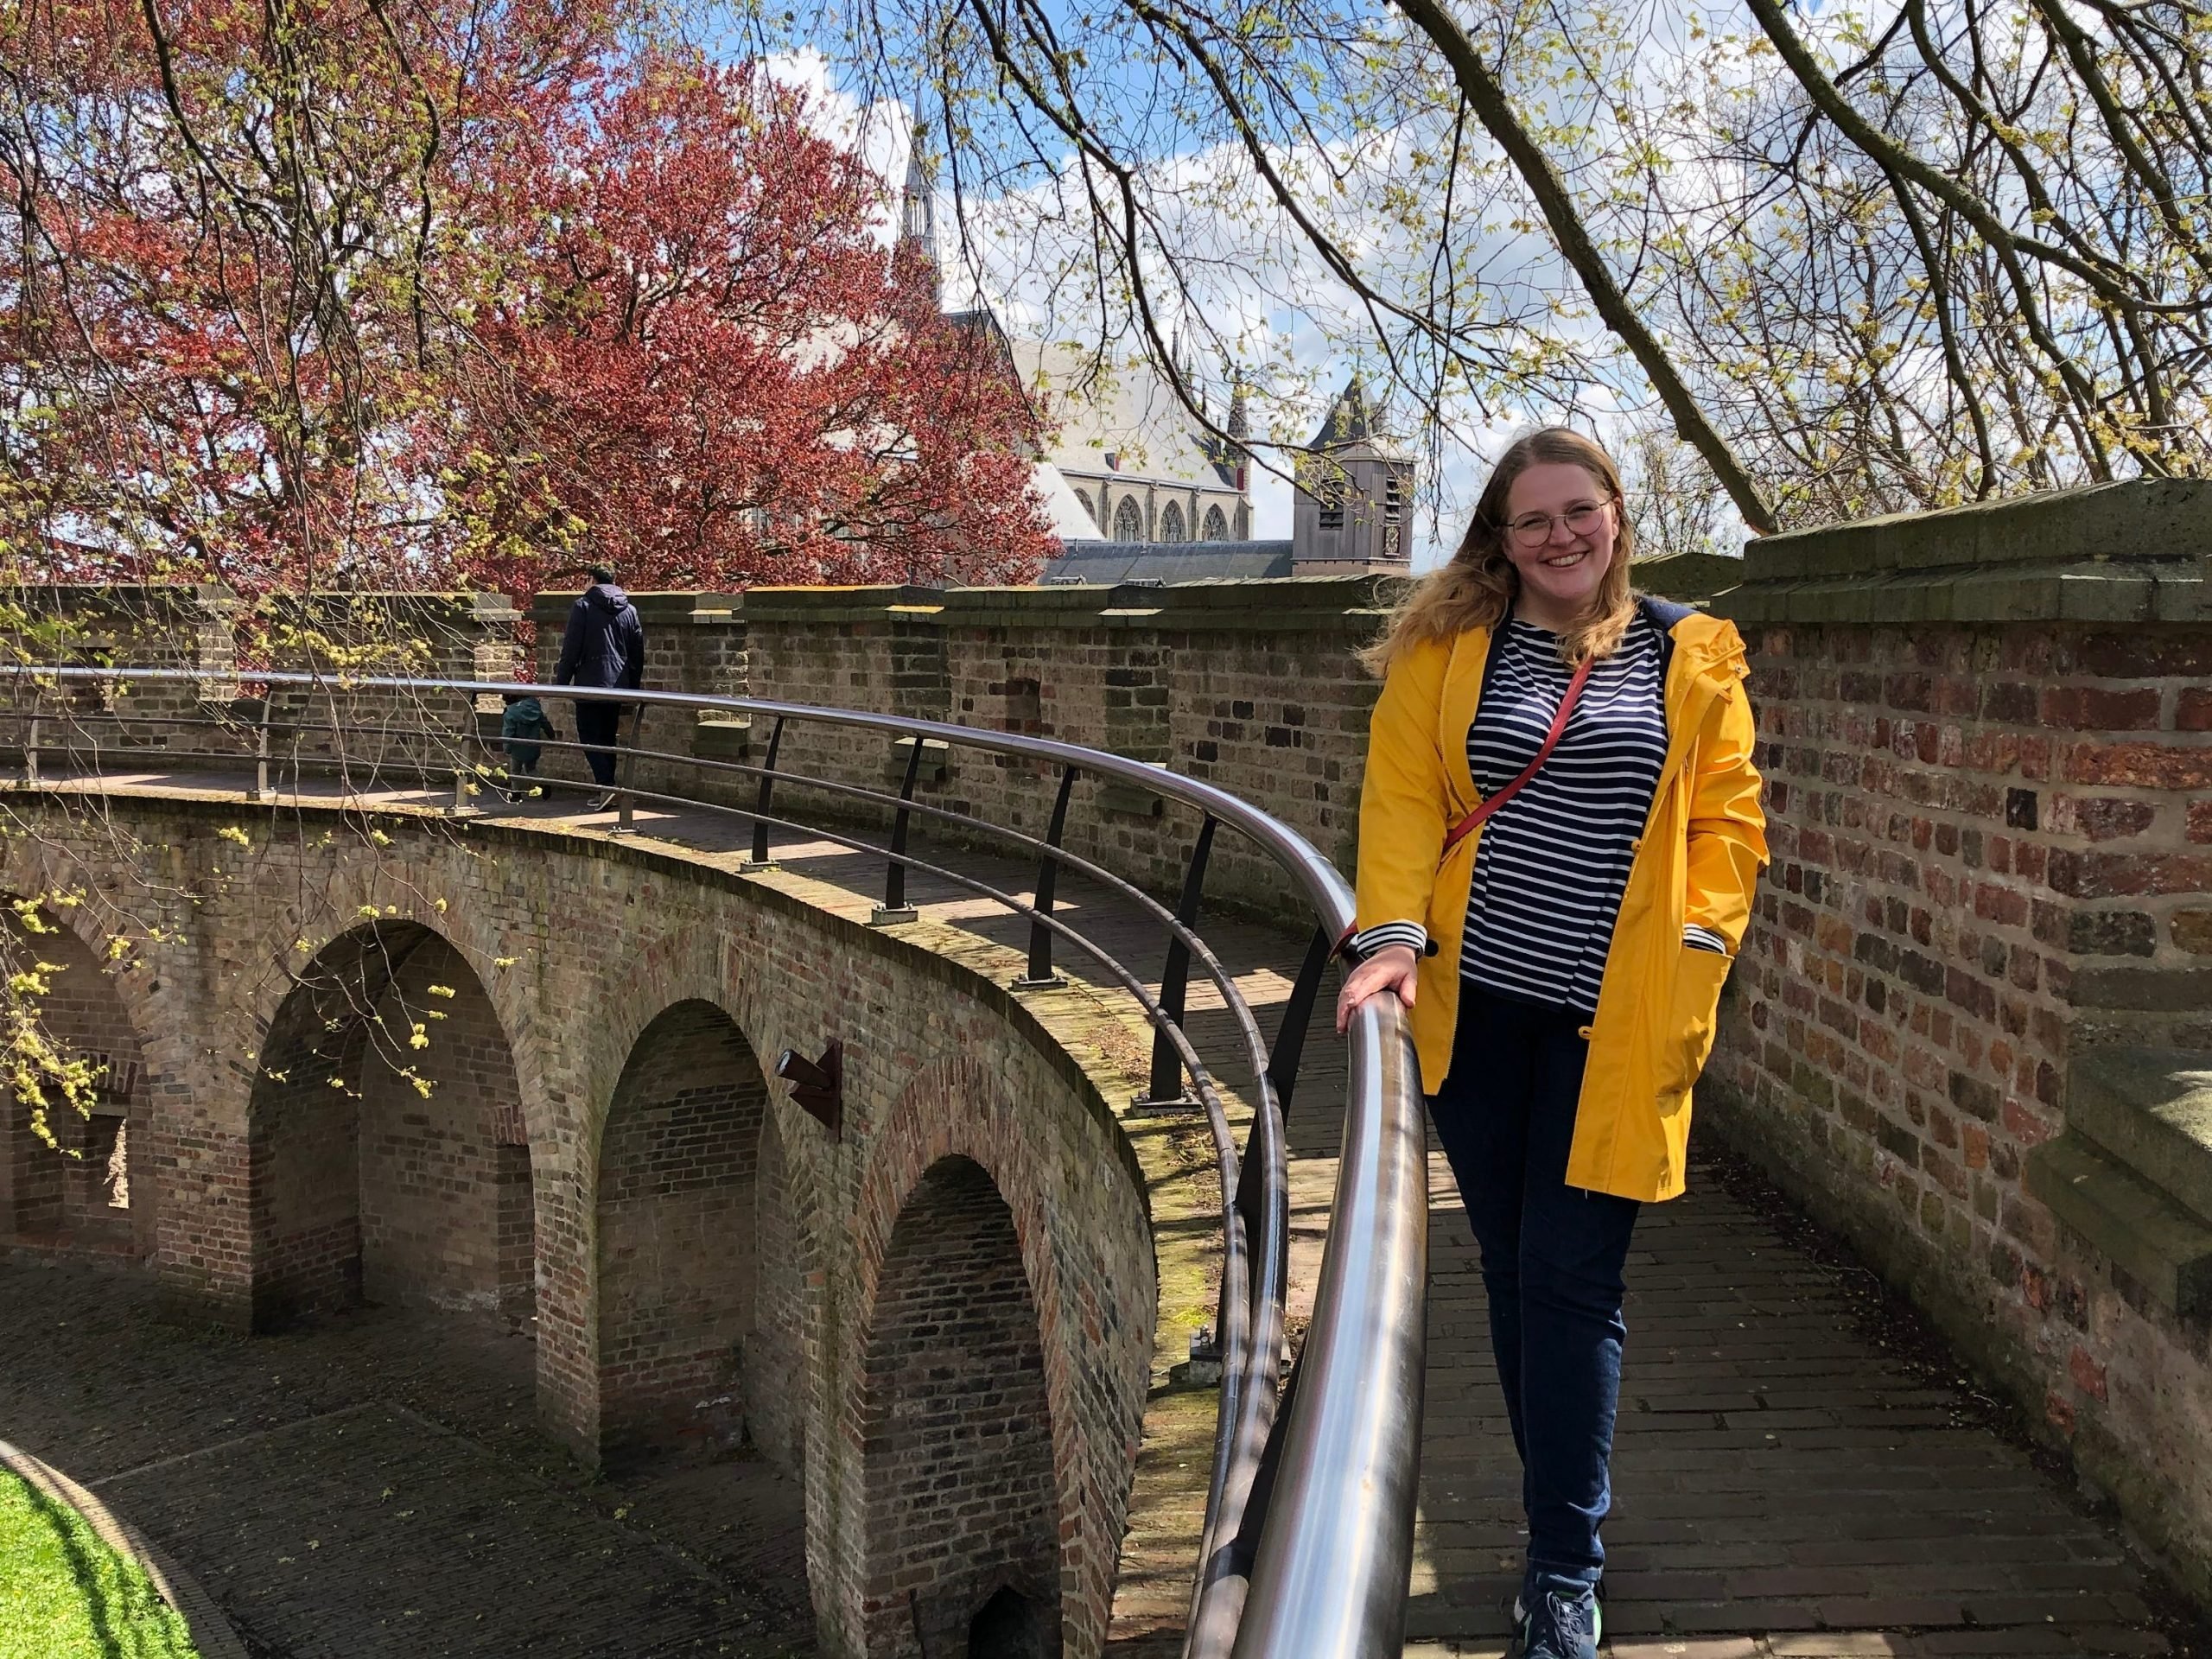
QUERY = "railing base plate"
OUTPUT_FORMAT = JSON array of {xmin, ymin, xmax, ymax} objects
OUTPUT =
[
  {"xmin": 1128, "ymin": 1093, "xmax": 1205, "ymax": 1116},
  {"xmin": 1010, "ymin": 974, "xmax": 1067, "ymax": 991},
  {"xmin": 737, "ymin": 858, "xmax": 780, "ymax": 874},
  {"xmin": 869, "ymin": 906, "xmax": 918, "ymax": 925}
]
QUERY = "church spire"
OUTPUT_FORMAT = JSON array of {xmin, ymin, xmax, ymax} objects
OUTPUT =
[
  {"xmin": 898, "ymin": 99, "xmax": 939, "ymax": 307},
  {"xmin": 1225, "ymin": 372, "xmax": 1250, "ymax": 493}
]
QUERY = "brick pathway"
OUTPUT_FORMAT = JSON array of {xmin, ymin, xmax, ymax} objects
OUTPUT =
[
  {"xmin": 8, "ymin": 774, "xmax": 2201, "ymax": 1657},
  {"xmin": 0, "ymin": 1253, "xmax": 812, "ymax": 1657}
]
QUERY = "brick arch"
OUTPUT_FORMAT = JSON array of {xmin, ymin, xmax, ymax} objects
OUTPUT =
[
  {"xmin": 594, "ymin": 997, "xmax": 782, "ymax": 1467},
  {"xmin": 857, "ymin": 1154, "xmax": 1060, "ymax": 1659},
  {"xmin": 564, "ymin": 925, "xmax": 826, "ymax": 1471},
  {"xmin": 231, "ymin": 877, "xmax": 552, "ymax": 1156},
  {"xmin": 247, "ymin": 919, "xmax": 531, "ymax": 1332},
  {"xmin": 0, "ymin": 896, "xmax": 160, "ymax": 1262},
  {"xmin": 835, "ymin": 1052, "xmax": 1107, "ymax": 1659}
]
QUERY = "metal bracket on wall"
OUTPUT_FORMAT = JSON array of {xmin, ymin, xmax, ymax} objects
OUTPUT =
[{"xmin": 775, "ymin": 1039, "xmax": 842, "ymax": 1141}]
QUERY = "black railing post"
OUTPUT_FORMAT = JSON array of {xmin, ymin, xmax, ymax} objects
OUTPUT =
[
  {"xmin": 872, "ymin": 735, "xmax": 925, "ymax": 925},
  {"xmin": 1263, "ymin": 927, "xmax": 1336, "ymax": 1112},
  {"xmin": 1133, "ymin": 812, "xmax": 1216, "ymax": 1112},
  {"xmin": 1012, "ymin": 765, "xmax": 1077, "ymax": 990},
  {"xmin": 741, "ymin": 715, "xmax": 785, "ymax": 871},
  {"xmin": 609, "ymin": 702, "xmax": 644, "ymax": 832},
  {"xmin": 253, "ymin": 698, "xmax": 275, "ymax": 802}
]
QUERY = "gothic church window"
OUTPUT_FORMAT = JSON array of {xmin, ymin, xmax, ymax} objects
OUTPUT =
[
  {"xmin": 1113, "ymin": 499, "xmax": 1145, "ymax": 542},
  {"xmin": 1201, "ymin": 505, "xmax": 1228, "ymax": 541},
  {"xmin": 1160, "ymin": 502, "xmax": 1186, "ymax": 543},
  {"xmin": 1074, "ymin": 489, "xmax": 1097, "ymax": 531}
]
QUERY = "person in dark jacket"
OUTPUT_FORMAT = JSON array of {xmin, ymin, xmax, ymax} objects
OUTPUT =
[
  {"xmin": 499, "ymin": 693, "xmax": 557, "ymax": 803},
  {"xmin": 554, "ymin": 565, "xmax": 645, "ymax": 806}
]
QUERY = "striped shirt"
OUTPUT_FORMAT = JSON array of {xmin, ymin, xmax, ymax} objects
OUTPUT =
[{"xmin": 1355, "ymin": 613, "xmax": 1728, "ymax": 1015}]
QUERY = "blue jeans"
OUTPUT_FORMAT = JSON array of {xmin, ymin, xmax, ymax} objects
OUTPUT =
[{"xmin": 1431, "ymin": 986, "xmax": 1640, "ymax": 1587}]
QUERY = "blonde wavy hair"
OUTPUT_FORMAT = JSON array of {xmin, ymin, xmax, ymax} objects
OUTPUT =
[{"xmin": 1360, "ymin": 426, "xmax": 1638, "ymax": 676}]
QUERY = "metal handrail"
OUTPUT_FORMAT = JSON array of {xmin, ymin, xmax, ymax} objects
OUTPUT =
[{"xmin": 0, "ymin": 664, "xmax": 1427, "ymax": 1658}]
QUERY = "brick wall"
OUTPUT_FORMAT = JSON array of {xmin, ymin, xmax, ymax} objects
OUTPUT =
[
  {"xmin": 0, "ymin": 583, "xmax": 244, "ymax": 768},
  {"xmin": 0, "ymin": 906, "xmax": 155, "ymax": 1257},
  {"xmin": 356, "ymin": 932, "xmax": 532, "ymax": 1319},
  {"xmin": 249, "ymin": 965, "xmax": 367, "ymax": 1327},
  {"xmin": 752, "ymin": 1112, "xmax": 813, "ymax": 1473},
  {"xmin": 858, "ymin": 1155, "xmax": 1059, "ymax": 1659},
  {"xmin": 523, "ymin": 580, "xmax": 1392, "ymax": 924},
  {"xmin": 3, "ymin": 791, "xmax": 1157, "ymax": 1658},
  {"xmin": 259, "ymin": 592, "xmax": 518, "ymax": 791},
  {"xmin": 1706, "ymin": 480, "xmax": 2212, "ymax": 1598},
  {"xmin": 595, "ymin": 999, "xmax": 767, "ymax": 1468}
]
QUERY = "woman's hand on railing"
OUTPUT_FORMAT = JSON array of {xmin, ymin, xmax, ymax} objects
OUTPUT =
[{"xmin": 1333, "ymin": 943, "xmax": 1417, "ymax": 1035}]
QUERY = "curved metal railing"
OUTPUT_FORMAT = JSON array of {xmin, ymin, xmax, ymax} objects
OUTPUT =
[{"xmin": 0, "ymin": 664, "xmax": 1427, "ymax": 1658}]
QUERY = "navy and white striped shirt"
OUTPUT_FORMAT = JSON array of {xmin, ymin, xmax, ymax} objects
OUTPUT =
[{"xmin": 1356, "ymin": 613, "xmax": 1727, "ymax": 1016}]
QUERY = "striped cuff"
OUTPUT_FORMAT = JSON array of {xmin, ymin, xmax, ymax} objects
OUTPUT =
[
  {"xmin": 1351, "ymin": 921, "xmax": 1430, "ymax": 960},
  {"xmin": 1683, "ymin": 924, "xmax": 1730, "ymax": 956}
]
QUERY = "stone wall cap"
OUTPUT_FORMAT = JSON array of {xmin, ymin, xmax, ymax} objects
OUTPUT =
[
  {"xmin": 2068, "ymin": 1046, "xmax": 2212, "ymax": 1226},
  {"xmin": 1712, "ymin": 561, "xmax": 2206, "ymax": 626},
  {"xmin": 1744, "ymin": 478, "xmax": 2212, "ymax": 583}
]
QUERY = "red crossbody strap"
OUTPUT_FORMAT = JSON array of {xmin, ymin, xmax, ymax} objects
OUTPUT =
[{"xmin": 1440, "ymin": 656, "xmax": 1593, "ymax": 855}]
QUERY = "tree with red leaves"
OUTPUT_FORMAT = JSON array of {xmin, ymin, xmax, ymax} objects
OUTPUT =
[
  {"xmin": 0, "ymin": 3, "xmax": 1053, "ymax": 605},
  {"xmin": 448, "ymin": 54, "xmax": 1053, "ymax": 594}
]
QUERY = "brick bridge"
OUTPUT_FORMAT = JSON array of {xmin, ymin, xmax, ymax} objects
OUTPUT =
[{"xmin": 2, "ymin": 479, "xmax": 2210, "ymax": 1658}]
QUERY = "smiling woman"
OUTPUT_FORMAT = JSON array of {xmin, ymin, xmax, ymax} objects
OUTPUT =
[
  {"xmin": 0, "ymin": 1463, "xmax": 201, "ymax": 1659},
  {"xmin": 1337, "ymin": 424, "xmax": 1766, "ymax": 1659}
]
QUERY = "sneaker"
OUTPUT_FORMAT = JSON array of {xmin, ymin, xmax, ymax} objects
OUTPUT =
[
  {"xmin": 591, "ymin": 790, "xmax": 618, "ymax": 812},
  {"xmin": 1517, "ymin": 1580, "xmax": 1600, "ymax": 1659},
  {"xmin": 1513, "ymin": 1575, "xmax": 1603, "ymax": 1627}
]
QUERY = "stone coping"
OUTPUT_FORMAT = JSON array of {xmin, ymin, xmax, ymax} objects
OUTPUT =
[
  {"xmin": 1707, "ymin": 479, "xmax": 2212, "ymax": 626},
  {"xmin": 532, "ymin": 575, "xmax": 1397, "ymax": 633},
  {"xmin": 1709, "ymin": 558, "xmax": 2209, "ymax": 626},
  {"xmin": 1741, "ymin": 479, "xmax": 2212, "ymax": 580},
  {"xmin": 0, "ymin": 1437, "xmax": 250, "ymax": 1659},
  {"xmin": 2025, "ymin": 1046, "xmax": 2212, "ymax": 1319}
]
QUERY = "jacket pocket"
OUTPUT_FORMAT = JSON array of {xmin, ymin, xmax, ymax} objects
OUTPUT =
[{"xmin": 1658, "ymin": 945, "xmax": 1733, "ymax": 1109}]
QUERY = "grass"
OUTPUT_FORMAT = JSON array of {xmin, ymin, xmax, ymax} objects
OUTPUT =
[{"xmin": 0, "ymin": 1465, "xmax": 202, "ymax": 1659}]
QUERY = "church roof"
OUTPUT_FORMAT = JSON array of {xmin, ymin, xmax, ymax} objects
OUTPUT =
[
  {"xmin": 1039, "ymin": 539, "xmax": 1294, "ymax": 583},
  {"xmin": 1309, "ymin": 375, "xmax": 1407, "ymax": 455},
  {"xmin": 1010, "ymin": 343, "xmax": 1244, "ymax": 493}
]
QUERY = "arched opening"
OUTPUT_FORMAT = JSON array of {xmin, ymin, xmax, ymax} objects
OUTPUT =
[
  {"xmin": 1071, "ymin": 489, "xmax": 1096, "ymax": 534},
  {"xmin": 594, "ymin": 999, "xmax": 775, "ymax": 1469},
  {"xmin": 1112, "ymin": 498, "xmax": 1144, "ymax": 542},
  {"xmin": 860, "ymin": 1156, "xmax": 1059, "ymax": 1659},
  {"xmin": 1200, "ymin": 505, "xmax": 1229, "ymax": 542},
  {"xmin": 0, "ymin": 904, "xmax": 157, "ymax": 1261},
  {"xmin": 247, "ymin": 924, "xmax": 531, "ymax": 1332},
  {"xmin": 969, "ymin": 1586, "xmax": 1053, "ymax": 1658},
  {"xmin": 1158, "ymin": 501, "xmax": 1186, "ymax": 543}
]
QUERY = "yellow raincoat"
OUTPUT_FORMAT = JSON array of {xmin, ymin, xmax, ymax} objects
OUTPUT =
[{"xmin": 1354, "ymin": 604, "xmax": 1768, "ymax": 1203}]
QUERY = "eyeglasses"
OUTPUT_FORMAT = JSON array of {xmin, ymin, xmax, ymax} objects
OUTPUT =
[{"xmin": 1504, "ymin": 499, "xmax": 1614, "ymax": 549}]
